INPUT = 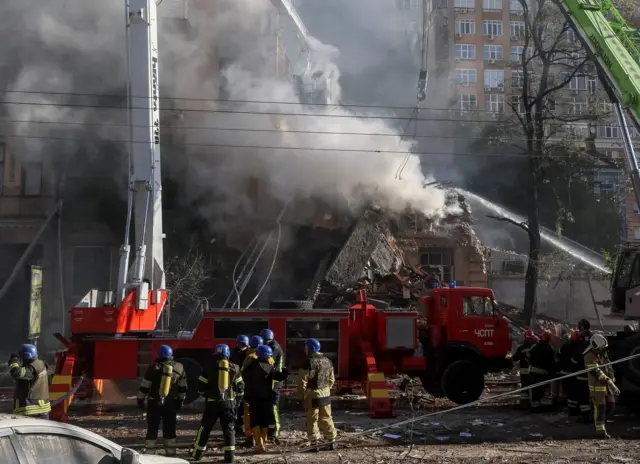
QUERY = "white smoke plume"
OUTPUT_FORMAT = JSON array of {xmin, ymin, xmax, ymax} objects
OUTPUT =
[{"xmin": 0, "ymin": 0, "xmax": 451, "ymax": 230}]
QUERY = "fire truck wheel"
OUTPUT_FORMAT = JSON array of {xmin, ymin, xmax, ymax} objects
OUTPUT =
[
  {"xmin": 175, "ymin": 357, "xmax": 203, "ymax": 405},
  {"xmin": 619, "ymin": 334, "xmax": 640, "ymax": 388},
  {"xmin": 268, "ymin": 300, "xmax": 313, "ymax": 310},
  {"xmin": 441, "ymin": 360, "xmax": 484, "ymax": 405}
]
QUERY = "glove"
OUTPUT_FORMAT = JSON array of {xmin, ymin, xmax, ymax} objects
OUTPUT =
[
  {"xmin": 607, "ymin": 379, "xmax": 620, "ymax": 396},
  {"xmin": 175, "ymin": 400, "xmax": 183, "ymax": 411},
  {"xmin": 137, "ymin": 398, "xmax": 146, "ymax": 411}
]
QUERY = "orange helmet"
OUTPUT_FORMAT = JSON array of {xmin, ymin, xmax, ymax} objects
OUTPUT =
[
  {"xmin": 523, "ymin": 329, "xmax": 536, "ymax": 342},
  {"xmin": 539, "ymin": 330, "xmax": 552, "ymax": 342}
]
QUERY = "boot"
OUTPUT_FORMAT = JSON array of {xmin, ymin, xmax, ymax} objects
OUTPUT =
[
  {"xmin": 329, "ymin": 442, "xmax": 338, "ymax": 451},
  {"xmin": 143, "ymin": 440, "xmax": 157, "ymax": 455},
  {"xmin": 261, "ymin": 428, "xmax": 269, "ymax": 452},
  {"xmin": 596, "ymin": 430, "xmax": 611, "ymax": 439},
  {"xmin": 190, "ymin": 448, "xmax": 203, "ymax": 461},
  {"xmin": 224, "ymin": 450, "xmax": 235, "ymax": 463},
  {"xmin": 253, "ymin": 426, "xmax": 265, "ymax": 453}
]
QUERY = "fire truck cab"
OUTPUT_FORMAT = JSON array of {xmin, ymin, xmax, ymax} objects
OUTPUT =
[{"xmin": 416, "ymin": 286, "xmax": 513, "ymax": 404}]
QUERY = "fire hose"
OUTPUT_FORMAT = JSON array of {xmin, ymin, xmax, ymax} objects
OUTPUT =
[
  {"xmin": 51, "ymin": 374, "xmax": 86, "ymax": 408},
  {"xmin": 254, "ymin": 351, "xmax": 640, "ymax": 463}
]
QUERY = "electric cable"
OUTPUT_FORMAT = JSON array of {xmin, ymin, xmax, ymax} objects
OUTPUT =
[
  {"xmin": 253, "ymin": 350, "xmax": 640, "ymax": 463},
  {"xmin": 0, "ymin": 131, "xmax": 616, "ymax": 159},
  {"xmin": 245, "ymin": 222, "xmax": 282, "ymax": 308}
]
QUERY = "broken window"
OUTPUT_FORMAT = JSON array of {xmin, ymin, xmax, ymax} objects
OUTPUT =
[{"xmin": 419, "ymin": 250, "xmax": 454, "ymax": 282}]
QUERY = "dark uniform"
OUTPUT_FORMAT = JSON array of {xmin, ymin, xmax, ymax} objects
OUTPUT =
[
  {"xmin": 241, "ymin": 348, "xmax": 259, "ymax": 444},
  {"xmin": 192, "ymin": 359, "xmax": 243, "ymax": 462},
  {"xmin": 9, "ymin": 355, "xmax": 50, "ymax": 419},
  {"xmin": 298, "ymin": 352, "xmax": 337, "ymax": 449},
  {"xmin": 512, "ymin": 338, "xmax": 535, "ymax": 408},
  {"xmin": 267, "ymin": 339, "xmax": 284, "ymax": 440},
  {"xmin": 558, "ymin": 336, "xmax": 578, "ymax": 415},
  {"xmin": 242, "ymin": 356, "xmax": 288, "ymax": 453},
  {"xmin": 137, "ymin": 358, "xmax": 188, "ymax": 456},
  {"xmin": 528, "ymin": 336, "xmax": 556, "ymax": 411},
  {"xmin": 230, "ymin": 345, "xmax": 247, "ymax": 435}
]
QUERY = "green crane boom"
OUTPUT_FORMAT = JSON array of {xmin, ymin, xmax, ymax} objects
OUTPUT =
[{"xmin": 556, "ymin": 0, "xmax": 640, "ymax": 317}]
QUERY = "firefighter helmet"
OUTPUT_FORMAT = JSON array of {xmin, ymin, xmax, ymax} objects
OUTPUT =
[
  {"xmin": 260, "ymin": 329, "xmax": 275, "ymax": 342},
  {"xmin": 257, "ymin": 345, "xmax": 273, "ymax": 360},
  {"xmin": 236, "ymin": 335, "xmax": 249, "ymax": 347},
  {"xmin": 523, "ymin": 329, "xmax": 536, "ymax": 341},
  {"xmin": 589, "ymin": 333, "xmax": 608, "ymax": 351},
  {"xmin": 157, "ymin": 345, "xmax": 173, "ymax": 359},
  {"xmin": 305, "ymin": 338, "xmax": 321, "ymax": 354},
  {"xmin": 539, "ymin": 331, "xmax": 551, "ymax": 342},
  {"xmin": 249, "ymin": 335, "xmax": 263, "ymax": 349},
  {"xmin": 18, "ymin": 344, "xmax": 37, "ymax": 361},
  {"xmin": 215, "ymin": 344, "xmax": 231, "ymax": 359}
]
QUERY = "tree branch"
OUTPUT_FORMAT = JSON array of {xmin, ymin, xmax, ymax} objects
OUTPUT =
[{"xmin": 487, "ymin": 214, "xmax": 529, "ymax": 232}]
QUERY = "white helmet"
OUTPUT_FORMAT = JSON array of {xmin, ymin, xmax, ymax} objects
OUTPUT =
[{"xmin": 583, "ymin": 333, "xmax": 608, "ymax": 355}]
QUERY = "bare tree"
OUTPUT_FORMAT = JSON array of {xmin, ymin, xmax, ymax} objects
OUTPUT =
[
  {"xmin": 479, "ymin": 0, "xmax": 614, "ymax": 324},
  {"xmin": 165, "ymin": 246, "xmax": 213, "ymax": 317}
]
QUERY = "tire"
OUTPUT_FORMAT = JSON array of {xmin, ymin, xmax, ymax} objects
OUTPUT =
[
  {"xmin": 175, "ymin": 357, "xmax": 202, "ymax": 405},
  {"xmin": 618, "ymin": 333, "xmax": 640, "ymax": 387},
  {"xmin": 419, "ymin": 363, "xmax": 444, "ymax": 397},
  {"xmin": 441, "ymin": 359, "xmax": 484, "ymax": 405},
  {"xmin": 268, "ymin": 300, "xmax": 313, "ymax": 310}
]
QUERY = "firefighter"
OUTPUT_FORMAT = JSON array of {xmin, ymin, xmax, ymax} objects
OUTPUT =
[
  {"xmin": 8, "ymin": 344, "xmax": 51, "ymax": 419},
  {"xmin": 528, "ymin": 330, "xmax": 556, "ymax": 412},
  {"xmin": 242, "ymin": 335, "xmax": 264, "ymax": 369},
  {"xmin": 260, "ymin": 328, "xmax": 284, "ymax": 443},
  {"xmin": 559, "ymin": 330, "xmax": 579, "ymax": 416},
  {"xmin": 578, "ymin": 319, "xmax": 593, "ymax": 341},
  {"xmin": 298, "ymin": 338, "xmax": 337, "ymax": 451},
  {"xmin": 242, "ymin": 345, "xmax": 289, "ymax": 454},
  {"xmin": 583, "ymin": 333, "xmax": 619, "ymax": 438},
  {"xmin": 241, "ymin": 335, "xmax": 264, "ymax": 446},
  {"xmin": 191, "ymin": 344, "xmax": 242, "ymax": 463},
  {"xmin": 571, "ymin": 330, "xmax": 592, "ymax": 421},
  {"xmin": 137, "ymin": 345, "xmax": 188, "ymax": 456},
  {"xmin": 512, "ymin": 329, "xmax": 537, "ymax": 409},
  {"xmin": 230, "ymin": 335, "xmax": 249, "ymax": 436}
]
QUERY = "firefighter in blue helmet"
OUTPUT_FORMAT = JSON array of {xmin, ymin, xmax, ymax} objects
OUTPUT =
[
  {"xmin": 230, "ymin": 335, "xmax": 249, "ymax": 435},
  {"xmin": 9, "ymin": 344, "xmax": 50, "ymax": 419},
  {"xmin": 297, "ymin": 338, "xmax": 337, "ymax": 451},
  {"xmin": 191, "ymin": 344, "xmax": 243, "ymax": 462},
  {"xmin": 241, "ymin": 335, "xmax": 263, "ymax": 446},
  {"xmin": 260, "ymin": 329, "xmax": 285, "ymax": 443},
  {"xmin": 137, "ymin": 345, "xmax": 188, "ymax": 456}
]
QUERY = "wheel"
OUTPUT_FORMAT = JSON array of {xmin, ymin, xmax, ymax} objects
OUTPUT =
[
  {"xmin": 419, "ymin": 367, "xmax": 444, "ymax": 397},
  {"xmin": 617, "ymin": 333, "xmax": 640, "ymax": 387},
  {"xmin": 441, "ymin": 359, "xmax": 484, "ymax": 405},
  {"xmin": 268, "ymin": 300, "xmax": 313, "ymax": 310},
  {"xmin": 175, "ymin": 357, "xmax": 202, "ymax": 405}
]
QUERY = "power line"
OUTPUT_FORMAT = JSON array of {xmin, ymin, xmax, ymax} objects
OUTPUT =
[
  {"xmin": 0, "ymin": 99, "xmax": 623, "ymax": 126},
  {"xmin": 0, "ymin": 131, "xmax": 609, "ymax": 159}
]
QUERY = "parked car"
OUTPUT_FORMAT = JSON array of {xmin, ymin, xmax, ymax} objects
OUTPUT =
[{"xmin": 0, "ymin": 413, "xmax": 187, "ymax": 463}]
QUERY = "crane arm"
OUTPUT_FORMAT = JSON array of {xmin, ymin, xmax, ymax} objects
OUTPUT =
[
  {"xmin": 269, "ymin": 0, "xmax": 311, "ymax": 55},
  {"xmin": 417, "ymin": 0, "xmax": 429, "ymax": 102}
]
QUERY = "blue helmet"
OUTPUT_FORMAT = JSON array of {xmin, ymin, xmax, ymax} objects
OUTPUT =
[
  {"xmin": 215, "ymin": 344, "xmax": 231, "ymax": 359},
  {"xmin": 157, "ymin": 345, "xmax": 173, "ymax": 359},
  {"xmin": 260, "ymin": 329, "xmax": 274, "ymax": 342},
  {"xmin": 236, "ymin": 335, "xmax": 249, "ymax": 346},
  {"xmin": 18, "ymin": 344, "xmax": 37, "ymax": 361},
  {"xmin": 257, "ymin": 345, "xmax": 273, "ymax": 360},
  {"xmin": 305, "ymin": 338, "xmax": 321, "ymax": 354},
  {"xmin": 249, "ymin": 335, "xmax": 263, "ymax": 349}
]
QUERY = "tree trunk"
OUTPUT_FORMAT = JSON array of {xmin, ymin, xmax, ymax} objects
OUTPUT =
[{"xmin": 523, "ymin": 161, "xmax": 542, "ymax": 326}]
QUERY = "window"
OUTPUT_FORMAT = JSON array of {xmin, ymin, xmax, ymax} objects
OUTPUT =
[
  {"xmin": 600, "ymin": 101, "xmax": 613, "ymax": 114},
  {"xmin": 484, "ymin": 69, "xmax": 504, "ymax": 88},
  {"xmin": 510, "ymin": 45, "xmax": 531, "ymax": 61},
  {"xmin": 509, "ymin": 0, "xmax": 524, "ymax": 11},
  {"xmin": 459, "ymin": 93, "xmax": 477, "ymax": 111},
  {"xmin": 22, "ymin": 162, "xmax": 42, "ymax": 196},
  {"xmin": 213, "ymin": 319, "xmax": 268, "ymax": 339},
  {"xmin": 286, "ymin": 320, "xmax": 339, "ymax": 371},
  {"xmin": 511, "ymin": 95, "xmax": 524, "ymax": 113},
  {"xmin": 455, "ymin": 44, "xmax": 477, "ymax": 60},
  {"xmin": 484, "ymin": 45, "xmax": 503, "ymax": 60},
  {"xmin": 510, "ymin": 21, "xmax": 525, "ymax": 38},
  {"xmin": 456, "ymin": 68, "xmax": 478, "ymax": 85},
  {"xmin": 634, "ymin": 227, "xmax": 640, "ymax": 240},
  {"xmin": 598, "ymin": 125, "xmax": 619, "ymax": 138},
  {"xmin": 482, "ymin": 0, "xmax": 502, "ymax": 10},
  {"xmin": 454, "ymin": 0, "xmax": 475, "ymax": 8},
  {"xmin": 463, "ymin": 296, "xmax": 493, "ymax": 316},
  {"xmin": 512, "ymin": 70, "xmax": 524, "ymax": 87},
  {"xmin": 566, "ymin": 122, "xmax": 589, "ymax": 137},
  {"xmin": 568, "ymin": 98, "xmax": 586, "ymax": 115},
  {"xmin": 420, "ymin": 250, "xmax": 454, "ymax": 282},
  {"xmin": 567, "ymin": 74, "xmax": 591, "ymax": 91},
  {"xmin": 455, "ymin": 19, "xmax": 475, "ymax": 35},
  {"xmin": 485, "ymin": 94, "xmax": 505, "ymax": 113},
  {"xmin": 587, "ymin": 76, "xmax": 597, "ymax": 94},
  {"xmin": 0, "ymin": 435, "xmax": 19, "ymax": 464},
  {"xmin": 630, "ymin": 127, "xmax": 640, "ymax": 138},
  {"xmin": 17, "ymin": 434, "xmax": 118, "ymax": 464},
  {"xmin": 483, "ymin": 20, "xmax": 503, "ymax": 36},
  {"xmin": 605, "ymin": 149, "xmax": 620, "ymax": 159},
  {"xmin": 72, "ymin": 246, "xmax": 112, "ymax": 296},
  {"xmin": 634, "ymin": 203, "xmax": 640, "ymax": 214}
]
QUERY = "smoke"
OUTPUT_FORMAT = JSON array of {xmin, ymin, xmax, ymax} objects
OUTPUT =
[{"xmin": 0, "ymin": 0, "xmax": 452, "ymax": 234}]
